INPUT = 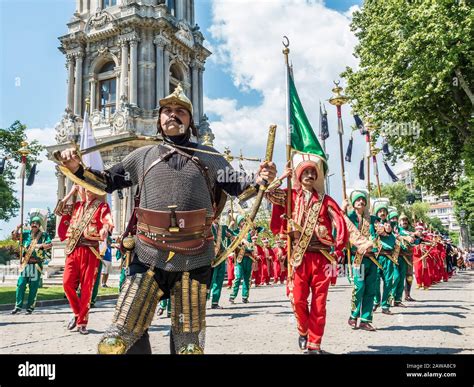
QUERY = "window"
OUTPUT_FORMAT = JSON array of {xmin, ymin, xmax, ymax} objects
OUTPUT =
[
  {"xmin": 169, "ymin": 63, "xmax": 184, "ymax": 95},
  {"xmin": 97, "ymin": 61, "xmax": 116, "ymax": 119},
  {"xmin": 167, "ymin": 0, "xmax": 176, "ymax": 16},
  {"xmin": 103, "ymin": 0, "xmax": 116, "ymax": 8}
]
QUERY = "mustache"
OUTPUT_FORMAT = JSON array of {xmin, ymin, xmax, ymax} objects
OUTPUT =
[{"xmin": 166, "ymin": 117, "xmax": 183, "ymax": 126}]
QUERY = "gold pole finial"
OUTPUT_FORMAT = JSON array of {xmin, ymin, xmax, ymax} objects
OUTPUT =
[{"xmin": 328, "ymin": 81, "xmax": 349, "ymax": 107}]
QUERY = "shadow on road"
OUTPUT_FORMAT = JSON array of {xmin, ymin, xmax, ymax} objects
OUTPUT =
[
  {"xmin": 346, "ymin": 345, "xmax": 467, "ymax": 354},
  {"xmin": 377, "ymin": 325, "xmax": 464, "ymax": 335}
]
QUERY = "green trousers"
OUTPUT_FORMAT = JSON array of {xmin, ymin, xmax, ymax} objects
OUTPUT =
[
  {"xmin": 118, "ymin": 267, "xmax": 127, "ymax": 292},
  {"xmin": 159, "ymin": 298, "xmax": 171, "ymax": 312},
  {"xmin": 374, "ymin": 255, "xmax": 394, "ymax": 310},
  {"xmin": 231, "ymin": 256, "xmax": 253, "ymax": 300},
  {"xmin": 15, "ymin": 264, "xmax": 42, "ymax": 310},
  {"xmin": 90, "ymin": 260, "xmax": 103, "ymax": 304},
  {"xmin": 350, "ymin": 256, "xmax": 378, "ymax": 322},
  {"xmin": 208, "ymin": 261, "xmax": 226, "ymax": 305},
  {"xmin": 392, "ymin": 256, "xmax": 408, "ymax": 303}
]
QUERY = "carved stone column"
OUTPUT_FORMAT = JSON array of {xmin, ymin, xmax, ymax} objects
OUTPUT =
[
  {"xmin": 90, "ymin": 77, "xmax": 97, "ymax": 111},
  {"xmin": 67, "ymin": 56, "xmax": 75, "ymax": 112},
  {"xmin": 120, "ymin": 40, "xmax": 129, "ymax": 100},
  {"xmin": 191, "ymin": 60, "xmax": 200, "ymax": 123},
  {"xmin": 154, "ymin": 36, "xmax": 166, "ymax": 105},
  {"xmin": 129, "ymin": 39, "xmax": 138, "ymax": 105},
  {"xmin": 163, "ymin": 50, "xmax": 170, "ymax": 96},
  {"xmin": 198, "ymin": 65, "xmax": 204, "ymax": 124},
  {"xmin": 73, "ymin": 52, "xmax": 84, "ymax": 116}
]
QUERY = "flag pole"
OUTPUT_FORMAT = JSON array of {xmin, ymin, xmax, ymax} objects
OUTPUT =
[
  {"xmin": 328, "ymin": 81, "xmax": 349, "ymax": 200},
  {"xmin": 18, "ymin": 141, "xmax": 30, "ymax": 268},
  {"xmin": 366, "ymin": 118, "xmax": 382, "ymax": 198},
  {"xmin": 282, "ymin": 36, "xmax": 292, "ymax": 280},
  {"xmin": 319, "ymin": 102, "xmax": 329, "ymax": 194},
  {"xmin": 329, "ymin": 82, "xmax": 351, "ymax": 281}
]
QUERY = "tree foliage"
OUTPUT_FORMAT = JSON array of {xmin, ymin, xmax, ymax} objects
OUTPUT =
[
  {"xmin": 343, "ymin": 0, "xmax": 473, "ymax": 194},
  {"xmin": 0, "ymin": 121, "xmax": 43, "ymax": 222}
]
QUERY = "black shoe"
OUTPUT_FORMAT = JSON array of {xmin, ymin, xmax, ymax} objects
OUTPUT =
[
  {"xmin": 229, "ymin": 297, "xmax": 235, "ymax": 304},
  {"xmin": 373, "ymin": 303, "xmax": 380, "ymax": 312},
  {"xmin": 67, "ymin": 316, "xmax": 77, "ymax": 331},
  {"xmin": 242, "ymin": 298, "xmax": 249, "ymax": 304},
  {"xmin": 25, "ymin": 308, "xmax": 33, "ymax": 315},
  {"xmin": 11, "ymin": 308, "xmax": 21, "ymax": 315},
  {"xmin": 298, "ymin": 335, "xmax": 308, "ymax": 351},
  {"xmin": 77, "ymin": 326, "xmax": 89, "ymax": 335},
  {"xmin": 90, "ymin": 302, "xmax": 95, "ymax": 308},
  {"xmin": 166, "ymin": 312, "xmax": 171, "ymax": 318},
  {"xmin": 382, "ymin": 309, "xmax": 393, "ymax": 315},
  {"xmin": 157, "ymin": 307, "xmax": 164, "ymax": 316},
  {"xmin": 348, "ymin": 317, "xmax": 358, "ymax": 329},
  {"xmin": 211, "ymin": 303, "xmax": 223, "ymax": 309},
  {"xmin": 306, "ymin": 349, "xmax": 324, "ymax": 354}
]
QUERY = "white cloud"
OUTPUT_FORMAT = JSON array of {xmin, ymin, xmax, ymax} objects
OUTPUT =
[{"xmin": 205, "ymin": 0, "xmax": 378, "ymax": 201}]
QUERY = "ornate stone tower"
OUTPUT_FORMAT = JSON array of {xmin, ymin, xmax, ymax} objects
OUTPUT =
[{"xmin": 47, "ymin": 0, "xmax": 212, "ymax": 264}]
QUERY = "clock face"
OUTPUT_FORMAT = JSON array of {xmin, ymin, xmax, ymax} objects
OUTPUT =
[{"xmin": 92, "ymin": 115, "xmax": 101, "ymax": 125}]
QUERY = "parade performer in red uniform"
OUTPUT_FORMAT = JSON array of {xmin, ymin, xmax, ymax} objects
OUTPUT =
[
  {"xmin": 266, "ymin": 154, "xmax": 348, "ymax": 354},
  {"xmin": 272, "ymin": 238, "xmax": 288, "ymax": 284},
  {"xmin": 413, "ymin": 223, "xmax": 433, "ymax": 290},
  {"xmin": 56, "ymin": 185, "xmax": 113, "ymax": 334},
  {"xmin": 261, "ymin": 238, "xmax": 276, "ymax": 284}
]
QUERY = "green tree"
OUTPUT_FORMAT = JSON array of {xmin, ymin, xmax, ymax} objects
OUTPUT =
[
  {"xmin": 450, "ymin": 176, "xmax": 474, "ymax": 231},
  {"xmin": 46, "ymin": 207, "xmax": 57, "ymax": 239},
  {"xmin": 342, "ymin": 1, "xmax": 473, "ymax": 194},
  {"xmin": 427, "ymin": 217, "xmax": 449, "ymax": 235},
  {"xmin": 0, "ymin": 121, "xmax": 43, "ymax": 222},
  {"xmin": 370, "ymin": 182, "xmax": 409, "ymax": 210}
]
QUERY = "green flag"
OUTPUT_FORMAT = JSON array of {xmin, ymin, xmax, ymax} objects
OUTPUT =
[{"xmin": 289, "ymin": 74, "xmax": 327, "ymax": 168}]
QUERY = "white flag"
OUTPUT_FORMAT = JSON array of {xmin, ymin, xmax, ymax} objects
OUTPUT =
[{"xmin": 80, "ymin": 111, "xmax": 104, "ymax": 171}]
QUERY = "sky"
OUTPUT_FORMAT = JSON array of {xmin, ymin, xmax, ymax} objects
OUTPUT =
[{"xmin": 0, "ymin": 0, "xmax": 403, "ymax": 238}]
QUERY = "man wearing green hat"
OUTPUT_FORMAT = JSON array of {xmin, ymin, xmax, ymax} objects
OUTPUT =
[
  {"xmin": 10, "ymin": 209, "xmax": 52, "ymax": 314},
  {"xmin": 392, "ymin": 214, "xmax": 415, "ymax": 305},
  {"xmin": 343, "ymin": 190, "xmax": 377, "ymax": 331},
  {"xmin": 371, "ymin": 199, "xmax": 400, "ymax": 315}
]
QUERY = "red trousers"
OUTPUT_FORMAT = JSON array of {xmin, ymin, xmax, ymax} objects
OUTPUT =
[
  {"xmin": 227, "ymin": 256, "xmax": 235, "ymax": 287},
  {"xmin": 63, "ymin": 246, "xmax": 100, "ymax": 327},
  {"xmin": 291, "ymin": 252, "xmax": 331, "ymax": 350},
  {"xmin": 253, "ymin": 261, "xmax": 261, "ymax": 286},
  {"xmin": 273, "ymin": 259, "xmax": 281, "ymax": 283},
  {"xmin": 259, "ymin": 260, "xmax": 270, "ymax": 285},
  {"xmin": 414, "ymin": 258, "xmax": 431, "ymax": 289}
]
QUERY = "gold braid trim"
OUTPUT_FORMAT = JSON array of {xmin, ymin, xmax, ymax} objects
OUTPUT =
[
  {"xmin": 65, "ymin": 200, "xmax": 101, "ymax": 255},
  {"xmin": 291, "ymin": 196, "xmax": 324, "ymax": 268}
]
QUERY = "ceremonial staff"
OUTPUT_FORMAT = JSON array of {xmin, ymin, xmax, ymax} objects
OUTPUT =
[
  {"xmin": 329, "ymin": 81, "xmax": 349, "ymax": 200},
  {"xmin": 18, "ymin": 141, "xmax": 30, "ymax": 267},
  {"xmin": 282, "ymin": 36, "xmax": 293, "ymax": 279},
  {"xmin": 329, "ymin": 82, "xmax": 352, "ymax": 279}
]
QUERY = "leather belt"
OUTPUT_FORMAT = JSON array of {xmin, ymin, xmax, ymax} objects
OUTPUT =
[
  {"xmin": 76, "ymin": 238, "xmax": 99, "ymax": 249},
  {"xmin": 293, "ymin": 242, "xmax": 331, "ymax": 253}
]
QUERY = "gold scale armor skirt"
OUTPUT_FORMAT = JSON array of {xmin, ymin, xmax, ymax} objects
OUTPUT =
[{"xmin": 98, "ymin": 271, "xmax": 207, "ymax": 354}]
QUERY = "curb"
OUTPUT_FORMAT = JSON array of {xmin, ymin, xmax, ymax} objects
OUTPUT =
[{"xmin": 0, "ymin": 293, "xmax": 119, "ymax": 312}]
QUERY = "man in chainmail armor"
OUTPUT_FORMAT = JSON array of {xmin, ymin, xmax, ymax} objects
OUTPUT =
[{"xmin": 59, "ymin": 84, "xmax": 276, "ymax": 354}]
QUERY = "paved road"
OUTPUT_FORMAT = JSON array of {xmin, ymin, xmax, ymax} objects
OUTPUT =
[{"xmin": 1, "ymin": 270, "xmax": 472, "ymax": 354}]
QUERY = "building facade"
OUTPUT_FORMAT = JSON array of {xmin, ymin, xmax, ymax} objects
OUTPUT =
[{"xmin": 46, "ymin": 0, "xmax": 213, "ymax": 265}]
